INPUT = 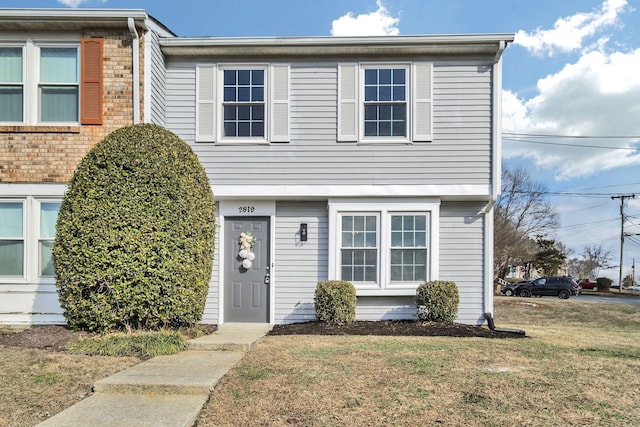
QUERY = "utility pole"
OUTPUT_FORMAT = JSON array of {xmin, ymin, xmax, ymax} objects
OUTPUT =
[
  {"xmin": 611, "ymin": 194, "xmax": 635, "ymax": 293},
  {"xmin": 633, "ymin": 258, "xmax": 636, "ymax": 287}
]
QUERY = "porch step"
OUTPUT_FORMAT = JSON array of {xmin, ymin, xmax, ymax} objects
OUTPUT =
[{"xmin": 189, "ymin": 323, "xmax": 273, "ymax": 351}]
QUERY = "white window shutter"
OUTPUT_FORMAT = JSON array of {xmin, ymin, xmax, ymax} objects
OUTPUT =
[
  {"xmin": 270, "ymin": 64, "xmax": 290, "ymax": 142},
  {"xmin": 337, "ymin": 63, "xmax": 358, "ymax": 142},
  {"xmin": 412, "ymin": 62, "xmax": 433, "ymax": 142},
  {"xmin": 196, "ymin": 64, "xmax": 216, "ymax": 142}
]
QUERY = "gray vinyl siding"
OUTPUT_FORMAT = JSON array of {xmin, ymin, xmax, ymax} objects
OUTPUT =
[
  {"xmin": 164, "ymin": 59, "xmax": 493, "ymax": 188},
  {"xmin": 439, "ymin": 201, "xmax": 486, "ymax": 325},
  {"xmin": 274, "ymin": 201, "xmax": 328, "ymax": 324},
  {"xmin": 147, "ymin": 30, "xmax": 166, "ymax": 126},
  {"xmin": 201, "ymin": 202, "xmax": 221, "ymax": 323}
]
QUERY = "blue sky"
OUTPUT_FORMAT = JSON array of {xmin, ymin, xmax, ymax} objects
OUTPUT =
[{"xmin": 5, "ymin": 0, "xmax": 640, "ymax": 281}]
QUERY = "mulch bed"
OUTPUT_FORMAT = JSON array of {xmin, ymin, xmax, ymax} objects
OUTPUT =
[
  {"xmin": 0, "ymin": 320, "xmax": 524, "ymax": 352},
  {"xmin": 269, "ymin": 320, "xmax": 525, "ymax": 338}
]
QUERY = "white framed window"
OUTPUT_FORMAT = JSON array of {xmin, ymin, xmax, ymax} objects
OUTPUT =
[
  {"xmin": 363, "ymin": 66, "xmax": 408, "ymax": 139},
  {"xmin": 340, "ymin": 213, "xmax": 379, "ymax": 283},
  {"xmin": 0, "ymin": 197, "xmax": 61, "ymax": 282},
  {"xmin": 38, "ymin": 201, "xmax": 61, "ymax": 278},
  {"xmin": 0, "ymin": 201, "xmax": 25, "ymax": 277},
  {"xmin": 337, "ymin": 62, "xmax": 433, "ymax": 143},
  {"xmin": 196, "ymin": 63, "xmax": 290, "ymax": 143},
  {"xmin": 0, "ymin": 40, "xmax": 79, "ymax": 125},
  {"xmin": 222, "ymin": 67, "xmax": 265, "ymax": 139},
  {"xmin": 329, "ymin": 199, "xmax": 440, "ymax": 295},
  {"xmin": 0, "ymin": 46, "xmax": 24, "ymax": 122}
]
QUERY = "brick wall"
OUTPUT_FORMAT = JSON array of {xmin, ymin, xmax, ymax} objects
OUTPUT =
[{"xmin": 0, "ymin": 28, "xmax": 145, "ymax": 183}]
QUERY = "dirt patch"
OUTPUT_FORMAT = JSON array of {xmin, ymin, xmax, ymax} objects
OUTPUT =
[
  {"xmin": 269, "ymin": 320, "xmax": 525, "ymax": 338},
  {"xmin": 0, "ymin": 325, "xmax": 96, "ymax": 351}
]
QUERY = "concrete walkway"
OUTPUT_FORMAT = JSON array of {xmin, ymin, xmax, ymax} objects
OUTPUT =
[{"xmin": 38, "ymin": 324, "xmax": 272, "ymax": 427}]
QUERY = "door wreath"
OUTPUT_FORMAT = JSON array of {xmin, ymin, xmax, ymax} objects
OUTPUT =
[{"xmin": 238, "ymin": 232, "xmax": 256, "ymax": 269}]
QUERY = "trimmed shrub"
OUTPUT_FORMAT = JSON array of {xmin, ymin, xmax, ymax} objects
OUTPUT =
[
  {"xmin": 597, "ymin": 277, "xmax": 613, "ymax": 292},
  {"xmin": 314, "ymin": 280, "xmax": 357, "ymax": 323},
  {"xmin": 415, "ymin": 280, "xmax": 459, "ymax": 322},
  {"xmin": 53, "ymin": 124, "xmax": 215, "ymax": 333}
]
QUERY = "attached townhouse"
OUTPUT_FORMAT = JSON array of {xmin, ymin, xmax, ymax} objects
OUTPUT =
[{"xmin": 0, "ymin": 8, "xmax": 513, "ymax": 327}]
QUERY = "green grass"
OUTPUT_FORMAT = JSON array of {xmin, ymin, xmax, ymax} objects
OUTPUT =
[
  {"xmin": 198, "ymin": 297, "xmax": 640, "ymax": 426},
  {"xmin": 65, "ymin": 330, "xmax": 188, "ymax": 358}
]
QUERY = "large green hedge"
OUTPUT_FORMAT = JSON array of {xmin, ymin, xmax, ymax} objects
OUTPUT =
[
  {"xmin": 314, "ymin": 280, "xmax": 357, "ymax": 323},
  {"xmin": 53, "ymin": 124, "xmax": 215, "ymax": 332}
]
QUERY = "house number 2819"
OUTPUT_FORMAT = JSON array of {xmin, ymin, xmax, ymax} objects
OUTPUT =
[{"xmin": 238, "ymin": 206, "xmax": 256, "ymax": 213}]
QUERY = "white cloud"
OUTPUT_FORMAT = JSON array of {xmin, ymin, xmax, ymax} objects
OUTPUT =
[
  {"xmin": 58, "ymin": 0, "xmax": 107, "ymax": 8},
  {"xmin": 514, "ymin": 0, "xmax": 628, "ymax": 56},
  {"xmin": 503, "ymin": 48, "xmax": 640, "ymax": 180},
  {"xmin": 331, "ymin": 0, "xmax": 399, "ymax": 36}
]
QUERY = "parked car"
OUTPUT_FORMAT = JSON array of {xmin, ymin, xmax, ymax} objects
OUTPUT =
[
  {"xmin": 515, "ymin": 276, "xmax": 580, "ymax": 299},
  {"xmin": 578, "ymin": 278, "xmax": 598, "ymax": 291},
  {"xmin": 501, "ymin": 280, "xmax": 529, "ymax": 296},
  {"xmin": 629, "ymin": 285, "xmax": 640, "ymax": 292}
]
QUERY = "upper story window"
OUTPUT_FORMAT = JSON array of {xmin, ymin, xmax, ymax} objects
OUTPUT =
[
  {"xmin": 337, "ymin": 62, "xmax": 432, "ymax": 144},
  {"xmin": 39, "ymin": 47, "xmax": 79, "ymax": 123},
  {"xmin": 0, "ymin": 38, "xmax": 103, "ymax": 126},
  {"xmin": 196, "ymin": 64, "xmax": 290, "ymax": 144},
  {"xmin": 222, "ymin": 69, "xmax": 265, "ymax": 138},
  {"xmin": 363, "ymin": 67, "xmax": 407, "ymax": 138}
]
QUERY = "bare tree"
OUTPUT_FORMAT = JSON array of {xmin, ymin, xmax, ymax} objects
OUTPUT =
[
  {"xmin": 494, "ymin": 166, "xmax": 559, "ymax": 278},
  {"xmin": 567, "ymin": 244, "xmax": 614, "ymax": 279}
]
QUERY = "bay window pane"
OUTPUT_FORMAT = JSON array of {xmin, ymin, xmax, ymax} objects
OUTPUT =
[
  {"xmin": 0, "ymin": 47, "xmax": 22, "ymax": 82},
  {"xmin": 40, "ymin": 202, "xmax": 60, "ymax": 239},
  {"xmin": 40, "ymin": 240, "xmax": 54, "ymax": 277},
  {"xmin": 0, "ymin": 241, "xmax": 24, "ymax": 276},
  {"xmin": 40, "ymin": 48, "xmax": 78, "ymax": 83},
  {"xmin": 0, "ymin": 202, "xmax": 23, "ymax": 237},
  {"xmin": 41, "ymin": 86, "xmax": 78, "ymax": 122}
]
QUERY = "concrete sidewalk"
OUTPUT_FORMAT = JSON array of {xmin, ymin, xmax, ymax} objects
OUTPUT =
[{"xmin": 38, "ymin": 324, "xmax": 272, "ymax": 427}]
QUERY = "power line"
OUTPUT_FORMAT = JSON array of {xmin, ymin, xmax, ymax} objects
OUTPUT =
[
  {"xmin": 503, "ymin": 132, "xmax": 640, "ymax": 139},
  {"xmin": 503, "ymin": 137, "xmax": 639, "ymax": 150}
]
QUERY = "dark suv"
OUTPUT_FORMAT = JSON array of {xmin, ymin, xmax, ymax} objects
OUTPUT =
[{"xmin": 515, "ymin": 276, "xmax": 580, "ymax": 299}]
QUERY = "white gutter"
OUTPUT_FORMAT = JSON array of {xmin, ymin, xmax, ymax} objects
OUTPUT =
[{"xmin": 128, "ymin": 17, "xmax": 140, "ymax": 124}]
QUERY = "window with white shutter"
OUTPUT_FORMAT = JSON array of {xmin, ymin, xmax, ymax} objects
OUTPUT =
[{"xmin": 336, "ymin": 62, "xmax": 433, "ymax": 144}]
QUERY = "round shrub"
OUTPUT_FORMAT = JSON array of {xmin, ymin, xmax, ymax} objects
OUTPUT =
[
  {"xmin": 53, "ymin": 124, "xmax": 215, "ymax": 333},
  {"xmin": 596, "ymin": 277, "xmax": 613, "ymax": 292},
  {"xmin": 415, "ymin": 280, "xmax": 459, "ymax": 322},
  {"xmin": 314, "ymin": 280, "xmax": 357, "ymax": 323}
]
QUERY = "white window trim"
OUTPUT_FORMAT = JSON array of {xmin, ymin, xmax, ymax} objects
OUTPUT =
[
  {"xmin": 359, "ymin": 63, "xmax": 411, "ymax": 144},
  {"xmin": 35, "ymin": 42, "xmax": 80, "ymax": 125},
  {"xmin": 386, "ymin": 211, "xmax": 431, "ymax": 289},
  {"xmin": 338, "ymin": 212, "xmax": 380, "ymax": 287},
  {"xmin": 0, "ymin": 38, "xmax": 80, "ymax": 126},
  {"xmin": 217, "ymin": 64, "xmax": 269, "ymax": 144},
  {"xmin": 0, "ymin": 197, "xmax": 61, "ymax": 284},
  {"xmin": 328, "ymin": 198, "xmax": 440, "ymax": 296}
]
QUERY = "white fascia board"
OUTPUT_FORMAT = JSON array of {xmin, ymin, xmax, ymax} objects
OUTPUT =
[{"xmin": 212, "ymin": 184, "xmax": 491, "ymax": 200}]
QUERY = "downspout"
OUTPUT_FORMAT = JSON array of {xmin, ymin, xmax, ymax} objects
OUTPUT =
[
  {"xmin": 128, "ymin": 17, "xmax": 140, "ymax": 124},
  {"xmin": 483, "ymin": 40, "xmax": 506, "ymax": 324}
]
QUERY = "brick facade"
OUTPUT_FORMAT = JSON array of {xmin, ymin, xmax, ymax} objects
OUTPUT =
[{"xmin": 0, "ymin": 29, "xmax": 144, "ymax": 183}]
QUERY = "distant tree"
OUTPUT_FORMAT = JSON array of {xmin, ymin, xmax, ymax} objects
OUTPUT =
[
  {"xmin": 622, "ymin": 273, "xmax": 635, "ymax": 288},
  {"xmin": 567, "ymin": 244, "xmax": 614, "ymax": 279},
  {"xmin": 494, "ymin": 166, "xmax": 559, "ymax": 278},
  {"xmin": 532, "ymin": 237, "xmax": 567, "ymax": 276}
]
